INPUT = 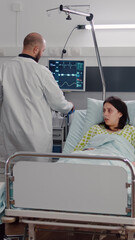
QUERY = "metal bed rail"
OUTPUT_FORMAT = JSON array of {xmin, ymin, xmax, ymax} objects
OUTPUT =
[{"xmin": 5, "ymin": 151, "xmax": 135, "ymax": 217}]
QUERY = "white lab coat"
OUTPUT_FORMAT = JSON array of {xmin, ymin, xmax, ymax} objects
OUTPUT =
[{"xmin": 0, "ymin": 57, "xmax": 73, "ymax": 162}]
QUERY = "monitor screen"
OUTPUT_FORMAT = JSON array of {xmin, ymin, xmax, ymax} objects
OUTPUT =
[{"xmin": 48, "ymin": 59, "xmax": 85, "ymax": 91}]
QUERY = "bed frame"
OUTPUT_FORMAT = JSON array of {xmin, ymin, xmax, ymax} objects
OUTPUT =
[{"xmin": 3, "ymin": 151, "xmax": 135, "ymax": 240}]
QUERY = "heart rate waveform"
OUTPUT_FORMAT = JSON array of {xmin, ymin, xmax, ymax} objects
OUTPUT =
[{"xmin": 60, "ymin": 81, "xmax": 76, "ymax": 88}]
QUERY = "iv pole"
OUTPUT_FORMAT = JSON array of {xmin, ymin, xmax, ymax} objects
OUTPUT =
[{"xmin": 59, "ymin": 5, "xmax": 106, "ymax": 101}]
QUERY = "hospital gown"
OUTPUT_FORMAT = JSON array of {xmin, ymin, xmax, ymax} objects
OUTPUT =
[{"xmin": 74, "ymin": 124, "xmax": 135, "ymax": 151}]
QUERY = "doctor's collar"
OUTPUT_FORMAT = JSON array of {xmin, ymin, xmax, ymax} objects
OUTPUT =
[{"xmin": 18, "ymin": 53, "xmax": 37, "ymax": 62}]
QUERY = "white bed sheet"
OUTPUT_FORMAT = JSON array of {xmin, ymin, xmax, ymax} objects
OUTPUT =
[{"xmin": 63, "ymin": 110, "xmax": 86, "ymax": 154}]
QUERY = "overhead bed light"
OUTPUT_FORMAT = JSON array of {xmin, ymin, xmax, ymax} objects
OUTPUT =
[{"xmin": 84, "ymin": 24, "xmax": 135, "ymax": 30}]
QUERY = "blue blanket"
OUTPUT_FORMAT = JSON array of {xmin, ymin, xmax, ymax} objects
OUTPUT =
[
  {"xmin": 59, "ymin": 133, "xmax": 135, "ymax": 206},
  {"xmin": 84, "ymin": 133, "xmax": 135, "ymax": 161},
  {"xmin": 60, "ymin": 133, "xmax": 135, "ymax": 182},
  {"xmin": 62, "ymin": 133, "xmax": 135, "ymax": 161}
]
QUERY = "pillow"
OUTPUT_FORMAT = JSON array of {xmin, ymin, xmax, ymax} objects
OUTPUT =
[
  {"xmin": 82, "ymin": 98, "xmax": 135, "ymax": 136},
  {"xmin": 63, "ymin": 110, "xmax": 86, "ymax": 154},
  {"xmin": 125, "ymin": 100, "xmax": 135, "ymax": 126},
  {"xmin": 82, "ymin": 98, "xmax": 103, "ymax": 135}
]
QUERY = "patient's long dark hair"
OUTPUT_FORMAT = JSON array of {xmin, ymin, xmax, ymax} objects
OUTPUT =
[{"xmin": 103, "ymin": 96, "xmax": 129, "ymax": 129}]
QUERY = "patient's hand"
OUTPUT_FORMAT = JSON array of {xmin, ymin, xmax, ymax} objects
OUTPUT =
[
  {"xmin": 132, "ymin": 162, "xmax": 135, "ymax": 167},
  {"xmin": 83, "ymin": 148, "xmax": 95, "ymax": 151}
]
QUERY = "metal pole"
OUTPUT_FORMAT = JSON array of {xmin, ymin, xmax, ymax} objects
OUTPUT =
[
  {"xmin": 59, "ymin": 5, "xmax": 106, "ymax": 101},
  {"xmin": 59, "ymin": 5, "xmax": 91, "ymax": 18},
  {"xmin": 132, "ymin": 179, "xmax": 135, "ymax": 218},
  {"xmin": 88, "ymin": 18, "xmax": 106, "ymax": 100}
]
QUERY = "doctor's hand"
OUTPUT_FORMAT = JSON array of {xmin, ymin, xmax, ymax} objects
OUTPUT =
[{"xmin": 68, "ymin": 104, "xmax": 75, "ymax": 115}]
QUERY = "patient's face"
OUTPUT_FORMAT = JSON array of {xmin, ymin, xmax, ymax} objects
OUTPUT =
[{"xmin": 103, "ymin": 102, "xmax": 122, "ymax": 130}]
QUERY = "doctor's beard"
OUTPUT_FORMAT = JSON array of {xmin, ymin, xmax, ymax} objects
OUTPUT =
[{"xmin": 35, "ymin": 52, "xmax": 41, "ymax": 62}]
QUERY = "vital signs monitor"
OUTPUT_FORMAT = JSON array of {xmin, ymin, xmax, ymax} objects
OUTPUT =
[{"xmin": 49, "ymin": 59, "xmax": 85, "ymax": 91}]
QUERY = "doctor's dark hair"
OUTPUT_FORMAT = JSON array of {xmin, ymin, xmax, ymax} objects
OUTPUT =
[{"xmin": 103, "ymin": 96, "xmax": 129, "ymax": 129}]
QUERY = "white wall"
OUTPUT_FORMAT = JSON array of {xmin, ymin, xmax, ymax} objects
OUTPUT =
[
  {"xmin": 1, "ymin": 0, "xmax": 135, "ymax": 109},
  {"xmin": 1, "ymin": 0, "xmax": 135, "ymax": 52}
]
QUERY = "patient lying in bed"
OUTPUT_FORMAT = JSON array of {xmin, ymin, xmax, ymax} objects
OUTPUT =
[
  {"xmin": 73, "ymin": 96, "xmax": 135, "ymax": 164},
  {"xmin": 61, "ymin": 96, "xmax": 135, "ymax": 174}
]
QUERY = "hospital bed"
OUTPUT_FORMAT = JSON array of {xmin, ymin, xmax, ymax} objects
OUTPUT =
[{"xmin": 2, "ymin": 97, "xmax": 135, "ymax": 240}]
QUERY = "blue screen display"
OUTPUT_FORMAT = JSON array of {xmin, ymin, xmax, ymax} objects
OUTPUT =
[{"xmin": 49, "ymin": 59, "xmax": 85, "ymax": 91}]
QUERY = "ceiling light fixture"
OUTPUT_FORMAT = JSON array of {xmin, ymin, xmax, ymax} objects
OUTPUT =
[{"xmin": 85, "ymin": 24, "xmax": 135, "ymax": 30}]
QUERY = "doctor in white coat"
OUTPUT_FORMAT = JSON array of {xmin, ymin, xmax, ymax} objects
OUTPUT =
[{"xmin": 0, "ymin": 32, "xmax": 74, "ymax": 162}]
